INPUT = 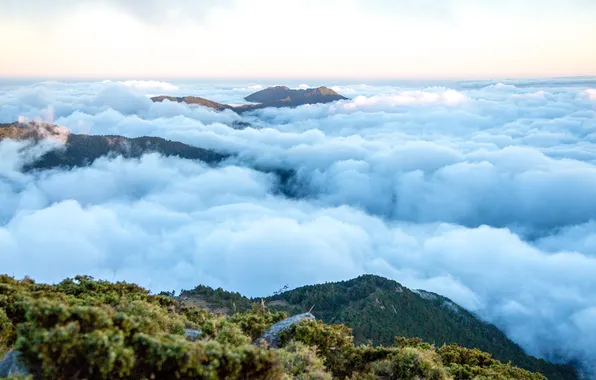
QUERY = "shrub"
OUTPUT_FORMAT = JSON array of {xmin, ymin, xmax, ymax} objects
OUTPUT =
[
  {"xmin": 372, "ymin": 347, "xmax": 450, "ymax": 380},
  {"xmin": 280, "ymin": 320, "xmax": 393, "ymax": 378},
  {"xmin": 437, "ymin": 345, "xmax": 546, "ymax": 380},
  {"xmin": 213, "ymin": 323, "xmax": 251, "ymax": 346},
  {"xmin": 0, "ymin": 308, "xmax": 12, "ymax": 357},
  {"xmin": 228, "ymin": 303, "xmax": 287, "ymax": 341},
  {"xmin": 14, "ymin": 299, "xmax": 283, "ymax": 379},
  {"xmin": 394, "ymin": 336, "xmax": 433, "ymax": 350},
  {"xmin": 277, "ymin": 341, "xmax": 331, "ymax": 380},
  {"xmin": 115, "ymin": 300, "xmax": 186, "ymax": 335},
  {"xmin": 0, "ymin": 275, "xmax": 551, "ymax": 380}
]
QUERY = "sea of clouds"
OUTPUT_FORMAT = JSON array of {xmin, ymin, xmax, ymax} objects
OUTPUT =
[{"xmin": 1, "ymin": 77, "xmax": 596, "ymax": 374}]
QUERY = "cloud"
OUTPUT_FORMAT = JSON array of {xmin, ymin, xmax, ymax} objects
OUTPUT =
[
  {"xmin": 0, "ymin": 81, "xmax": 241, "ymax": 126},
  {"xmin": 2, "ymin": 78, "xmax": 596, "ymax": 374},
  {"xmin": 93, "ymin": 84, "xmax": 154, "ymax": 115},
  {"xmin": 119, "ymin": 80, "xmax": 179, "ymax": 92},
  {"xmin": 0, "ymin": 0, "xmax": 233, "ymax": 24},
  {"xmin": 584, "ymin": 89, "xmax": 596, "ymax": 101}
]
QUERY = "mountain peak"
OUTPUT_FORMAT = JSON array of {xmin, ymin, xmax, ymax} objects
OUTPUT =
[
  {"xmin": 244, "ymin": 85, "xmax": 347, "ymax": 105},
  {"xmin": 310, "ymin": 86, "xmax": 339, "ymax": 96},
  {"xmin": 150, "ymin": 85, "xmax": 347, "ymax": 114}
]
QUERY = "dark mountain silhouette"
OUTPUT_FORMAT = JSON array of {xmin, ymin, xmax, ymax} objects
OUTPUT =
[
  {"xmin": 0, "ymin": 122, "xmax": 227, "ymax": 170},
  {"xmin": 178, "ymin": 275, "xmax": 577, "ymax": 380},
  {"xmin": 244, "ymin": 85, "xmax": 347, "ymax": 105},
  {"xmin": 0, "ymin": 122, "xmax": 294, "ymax": 190},
  {"xmin": 151, "ymin": 95, "xmax": 233, "ymax": 111},
  {"xmin": 150, "ymin": 86, "xmax": 348, "ymax": 113}
]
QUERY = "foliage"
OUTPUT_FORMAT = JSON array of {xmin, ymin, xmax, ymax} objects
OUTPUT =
[
  {"xmin": 15, "ymin": 299, "xmax": 282, "ymax": 379},
  {"xmin": 0, "ymin": 275, "xmax": 556, "ymax": 379},
  {"xmin": 436, "ymin": 345, "xmax": 547, "ymax": 380},
  {"xmin": 263, "ymin": 275, "xmax": 577, "ymax": 380},
  {"xmin": 228, "ymin": 303, "xmax": 287, "ymax": 341},
  {"xmin": 371, "ymin": 347, "xmax": 449, "ymax": 380},
  {"xmin": 0, "ymin": 308, "xmax": 9, "ymax": 358},
  {"xmin": 179, "ymin": 284, "xmax": 253, "ymax": 314},
  {"xmin": 277, "ymin": 342, "xmax": 332, "ymax": 380},
  {"xmin": 178, "ymin": 275, "xmax": 577, "ymax": 379}
]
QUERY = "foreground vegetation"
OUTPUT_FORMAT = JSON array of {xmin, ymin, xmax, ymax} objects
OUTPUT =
[
  {"xmin": 1, "ymin": 275, "xmax": 553, "ymax": 379},
  {"xmin": 180, "ymin": 275, "xmax": 576, "ymax": 380}
]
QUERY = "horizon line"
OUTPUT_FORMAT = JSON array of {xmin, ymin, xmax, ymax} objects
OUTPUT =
[{"xmin": 1, "ymin": 74, "xmax": 596, "ymax": 83}]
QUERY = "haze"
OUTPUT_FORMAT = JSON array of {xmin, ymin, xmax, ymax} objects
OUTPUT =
[{"xmin": 2, "ymin": 0, "xmax": 596, "ymax": 79}]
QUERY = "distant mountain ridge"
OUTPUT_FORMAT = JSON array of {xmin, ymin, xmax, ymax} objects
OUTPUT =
[
  {"xmin": 151, "ymin": 95, "xmax": 234, "ymax": 111},
  {"xmin": 151, "ymin": 85, "xmax": 348, "ymax": 113},
  {"xmin": 177, "ymin": 274, "xmax": 577, "ymax": 380},
  {"xmin": 0, "ymin": 121, "xmax": 227, "ymax": 170},
  {"xmin": 243, "ymin": 85, "xmax": 347, "ymax": 106},
  {"xmin": 0, "ymin": 122, "xmax": 296, "ymax": 192}
]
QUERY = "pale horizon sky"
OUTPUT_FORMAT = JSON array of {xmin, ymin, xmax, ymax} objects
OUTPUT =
[{"xmin": 1, "ymin": 0, "xmax": 596, "ymax": 79}]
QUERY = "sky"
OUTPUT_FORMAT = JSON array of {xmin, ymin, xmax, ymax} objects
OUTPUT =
[{"xmin": 1, "ymin": 0, "xmax": 596, "ymax": 79}]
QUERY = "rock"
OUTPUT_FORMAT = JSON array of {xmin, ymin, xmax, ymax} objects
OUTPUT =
[
  {"xmin": 184, "ymin": 328, "xmax": 202, "ymax": 341},
  {"xmin": 253, "ymin": 313, "xmax": 316, "ymax": 349},
  {"xmin": 0, "ymin": 351, "xmax": 29, "ymax": 377}
]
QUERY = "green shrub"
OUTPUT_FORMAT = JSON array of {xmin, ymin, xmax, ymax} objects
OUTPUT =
[
  {"xmin": 394, "ymin": 336, "xmax": 433, "ymax": 350},
  {"xmin": 277, "ymin": 341, "xmax": 331, "ymax": 380},
  {"xmin": 437, "ymin": 345, "xmax": 546, "ymax": 380},
  {"xmin": 116, "ymin": 300, "xmax": 187, "ymax": 335},
  {"xmin": 280, "ymin": 320, "xmax": 393, "ymax": 378},
  {"xmin": 213, "ymin": 323, "xmax": 251, "ymax": 346},
  {"xmin": 0, "ymin": 308, "xmax": 12, "ymax": 357},
  {"xmin": 14, "ymin": 299, "xmax": 283, "ymax": 379},
  {"xmin": 280, "ymin": 320, "xmax": 354, "ymax": 355},
  {"xmin": 372, "ymin": 347, "xmax": 450, "ymax": 380},
  {"xmin": 228, "ymin": 303, "xmax": 287, "ymax": 341}
]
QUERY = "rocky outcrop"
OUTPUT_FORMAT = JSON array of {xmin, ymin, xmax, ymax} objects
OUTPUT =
[
  {"xmin": 184, "ymin": 328, "xmax": 203, "ymax": 341},
  {"xmin": 0, "ymin": 351, "xmax": 29, "ymax": 377},
  {"xmin": 253, "ymin": 313, "xmax": 315, "ymax": 349}
]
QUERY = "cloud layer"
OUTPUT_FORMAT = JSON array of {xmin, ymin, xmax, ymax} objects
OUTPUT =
[{"xmin": 1, "ymin": 78, "xmax": 596, "ymax": 374}]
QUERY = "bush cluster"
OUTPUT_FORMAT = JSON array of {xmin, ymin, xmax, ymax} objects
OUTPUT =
[{"xmin": 1, "ymin": 275, "xmax": 547, "ymax": 379}]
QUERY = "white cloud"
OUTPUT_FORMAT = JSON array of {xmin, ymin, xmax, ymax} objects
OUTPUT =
[
  {"xmin": 2, "ymin": 78, "xmax": 596, "ymax": 373},
  {"xmin": 119, "ymin": 80, "xmax": 179, "ymax": 92},
  {"xmin": 584, "ymin": 89, "xmax": 596, "ymax": 100}
]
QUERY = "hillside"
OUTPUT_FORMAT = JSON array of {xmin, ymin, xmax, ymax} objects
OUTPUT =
[
  {"xmin": 1, "ymin": 122, "xmax": 301, "ymax": 197},
  {"xmin": 244, "ymin": 85, "xmax": 348, "ymax": 106},
  {"xmin": 150, "ymin": 85, "xmax": 348, "ymax": 113},
  {"xmin": 0, "ymin": 122, "xmax": 227, "ymax": 170},
  {"xmin": 178, "ymin": 275, "xmax": 577, "ymax": 380},
  {"xmin": 1, "ymin": 275, "xmax": 550, "ymax": 379},
  {"xmin": 0, "ymin": 121, "xmax": 69, "ymax": 142},
  {"xmin": 150, "ymin": 95, "xmax": 234, "ymax": 111}
]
